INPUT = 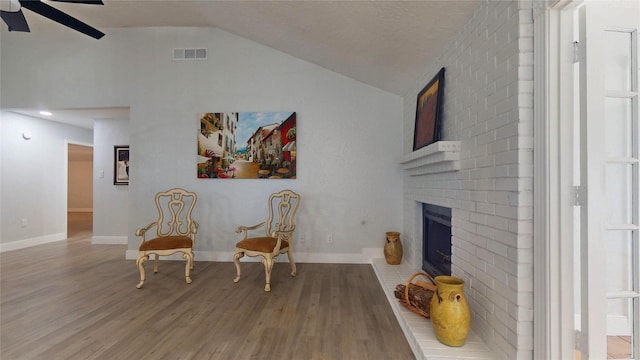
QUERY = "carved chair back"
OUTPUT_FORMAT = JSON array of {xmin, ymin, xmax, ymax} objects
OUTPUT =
[
  {"xmin": 153, "ymin": 188, "xmax": 198, "ymax": 239},
  {"xmin": 264, "ymin": 189, "xmax": 300, "ymax": 242}
]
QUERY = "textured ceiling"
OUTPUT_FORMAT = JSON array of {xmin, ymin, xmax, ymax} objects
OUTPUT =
[
  {"xmin": 5, "ymin": 1, "xmax": 483, "ymax": 158},
  {"xmin": 4, "ymin": 1, "xmax": 481, "ymax": 128},
  {"xmin": 10, "ymin": 0, "xmax": 482, "ymax": 96}
]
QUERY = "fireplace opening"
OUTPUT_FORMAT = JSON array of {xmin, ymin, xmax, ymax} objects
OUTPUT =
[{"xmin": 422, "ymin": 203, "xmax": 452, "ymax": 277}]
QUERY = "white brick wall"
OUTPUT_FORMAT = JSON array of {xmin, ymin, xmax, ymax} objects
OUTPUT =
[{"xmin": 402, "ymin": 1, "xmax": 534, "ymax": 359}]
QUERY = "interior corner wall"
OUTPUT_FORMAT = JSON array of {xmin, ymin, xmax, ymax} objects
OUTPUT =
[
  {"xmin": 0, "ymin": 27, "xmax": 403, "ymax": 261},
  {"xmin": 92, "ymin": 118, "xmax": 129, "ymax": 242},
  {"xmin": 0, "ymin": 111, "xmax": 93, "ymax": 249},
  {"xmin": 401, "ymin": 1, "xmax": 534, "ymax": 359}
]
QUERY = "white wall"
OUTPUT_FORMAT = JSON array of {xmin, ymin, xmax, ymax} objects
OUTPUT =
[
  {"xmin": 92, "ymin": 118, "xmax": 129, "ymax": 244},
  {"xmin": 0, "ymin": 27, "xmax": 403, "ymax": 261},
  {"xmin": 401, "ymin": 1, "xmax": 534, "ymax": 359},
  {"xmin": 0, "ymin": 111, "xmax": 93, "ymax": 250}
]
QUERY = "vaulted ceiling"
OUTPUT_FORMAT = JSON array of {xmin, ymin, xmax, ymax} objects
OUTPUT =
[
  {"xmin": 4, "ymin": 0, "xmax": 482, "ymax": 96},
  {"xmin": 3, "ymin": 0, "xmax": 482, "ymax": 131}
]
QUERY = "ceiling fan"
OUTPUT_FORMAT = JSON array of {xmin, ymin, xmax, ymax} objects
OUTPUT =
[{"xmin": 0, "ymin": 0, "xmax": 104, "ymax": 39}]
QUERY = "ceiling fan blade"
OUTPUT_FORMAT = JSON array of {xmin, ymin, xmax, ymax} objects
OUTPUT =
[
  {"xmin": 0, "ymin": 9, "xmax": 30, "ymax": 32},
  {"xmin": 50, "ymin": 0, "xmax": 104, "ymax": 4},
  {"xmin": 19, "ymin": 0, "xmax": 104, "ymax": 39}
]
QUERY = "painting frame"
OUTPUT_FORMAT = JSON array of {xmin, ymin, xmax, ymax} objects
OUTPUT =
[
  {"xmin": 197, "ymin": 112, "xmax": 297, "ymax": 180},
  {"xmin": 413, "ymin": 67, "xmax": 445, "ymax": 151},
  {"xmin": 113, "ymin": 145, "xmax": 130, "ymax": 185}
]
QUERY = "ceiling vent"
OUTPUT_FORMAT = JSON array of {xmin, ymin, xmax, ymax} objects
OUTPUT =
[{"xmin": 173, "ymin": 48, "xmax": 207, "ymax": 60}]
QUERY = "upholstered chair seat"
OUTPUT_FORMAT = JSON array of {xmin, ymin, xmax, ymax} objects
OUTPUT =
[
  {"xmin": 138, "ymin": 236, "xmax": 193, "ymax": 251},
  {"xmin": 235, "ymin": 237, "xmax": 290, "ymax": 253},
  {"xmin": 135, "ymin": 188, "xmax": 198, "ymax": 289},
  {"xmin": 233, "ymin": 189, "xmax": 300, "ymax": 292}
]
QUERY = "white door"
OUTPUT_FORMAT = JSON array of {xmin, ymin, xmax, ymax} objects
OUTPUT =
[{"xmin": 579, "ymin": 2, "xmax": 640, "ymax": 358}]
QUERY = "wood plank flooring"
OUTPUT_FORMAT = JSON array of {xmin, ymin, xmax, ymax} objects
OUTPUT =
[{"xmin": 1, "ymin": 213, "xmax": 414, "ymax": 360}]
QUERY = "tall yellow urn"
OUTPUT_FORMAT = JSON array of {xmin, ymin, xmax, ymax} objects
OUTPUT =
[
  {"xmin": 430, "ymin": 275, "xmax": 470, "ymax": 347},
  {"xmin": 383, "ymin": 232, "xmax": 402, "ymax": 265}
]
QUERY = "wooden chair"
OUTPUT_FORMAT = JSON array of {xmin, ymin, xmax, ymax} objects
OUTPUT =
[
  {"xmin": 135, "ymin": 188, "xmax": 198, "ymax": 289},
  {"xmin": 233, "ymin": 189, "xmax": 301, "ymax": 291}
]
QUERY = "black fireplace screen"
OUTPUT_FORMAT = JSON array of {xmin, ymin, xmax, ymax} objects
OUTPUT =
[{"xmin": 422, "ymin": 203, "xmax": 452, "ymax": 277}]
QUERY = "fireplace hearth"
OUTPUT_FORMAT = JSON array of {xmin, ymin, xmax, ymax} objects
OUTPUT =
[{"xmin": 422, "ymin": 203, "xmax": 452, "ymax": 277}]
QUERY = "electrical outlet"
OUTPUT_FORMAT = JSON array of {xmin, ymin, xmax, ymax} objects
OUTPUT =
[
  {"xmin": 327, "ymin": 234, "xmax": 333, "ymax": 243},
  {"xmin": 299, "ymin": 235, "xmax": 306, "ymax": 243},
  {"xmin": 21, "ymin": 218, "xmax": 28, "ymax": 228}
]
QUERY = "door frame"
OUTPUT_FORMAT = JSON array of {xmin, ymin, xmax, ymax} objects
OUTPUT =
[
  {"xmin": 535, "ymin": 1, "xmax": 640, "ymax": 358},
  {"xmin": 533, "ymin": 1, "xmax": 582, "ymax": 358},
  {"xmin": 65, "ymin": 140, "xmax": 94, "ymax": 238}
]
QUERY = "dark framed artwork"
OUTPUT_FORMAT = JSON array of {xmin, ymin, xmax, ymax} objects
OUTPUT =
[
  {"xmin": 413, "ymin": 67, "xmax": 445, "ymax": 151},
  {"xmin": 114, "ymin": 145, "xmax": 129, "ymax": 185},
  {"xmin": 197, "ymin": 112, "xmax": 296, "ymax": 179}
]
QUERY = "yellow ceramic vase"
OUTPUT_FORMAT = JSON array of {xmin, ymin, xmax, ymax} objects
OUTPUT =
[
  {"xmin": 383, "ymin": 232, "xmax": 402, "ymax": 265},
  {"xmin": 430, "ymin": 276, "xmax": 470, "ymax": 347}
]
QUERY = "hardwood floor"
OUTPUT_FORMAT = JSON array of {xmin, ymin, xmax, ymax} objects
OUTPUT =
[{"xmin": 1, "ymin": 213, "xmax": 414, "ymax": 359}]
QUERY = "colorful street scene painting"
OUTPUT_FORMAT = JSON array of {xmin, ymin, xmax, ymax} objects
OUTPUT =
[{"xmin": 197, "ymin": 112, "xmax": 296, "ymax": 179}]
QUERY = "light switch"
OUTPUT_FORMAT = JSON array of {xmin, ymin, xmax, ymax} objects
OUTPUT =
[{"xmin": 99, "ymin": 170, "xmax": 104, "ymax": 178}]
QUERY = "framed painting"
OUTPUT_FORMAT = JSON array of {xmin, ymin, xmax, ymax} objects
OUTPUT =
[
  {"xmin": 114, "ymin": 145, "xmax": 129, "ymax": 185},
  {"xmin": 413, "ymin": 67, "xmax": 445, "ymax": 151},
  {"xmin": 197, "ymin": 112, "xmax": 296, "ymax": 179}
]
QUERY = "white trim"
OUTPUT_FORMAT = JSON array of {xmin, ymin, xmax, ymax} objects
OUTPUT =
[
  {"xmin": 557, "ymin": 6, "xmax": 581, "ymax": 358},
  {"xmin": 576, "ymin": 314, "xmax": 634, "ymax": 337},
  {"xmin": 65, "ymin": 139, "xmax": 94, "ymax": 241},
  {"xmin": 607, "ymin": 315, "xmax": 633, "ymax": 336},
  {"xmin": 125, "ymin": 247, "xmax": 385, "ymax": 264},
  {"xmin": 533, "ymin": 9, "xmax": 551, "ymax": 359},
  {"xmin": 0, "ymin": 233, "xmax": 66, "ymax": 252},
  {"xmin": 92, "ymin": 236, "xmax": 127, "ymax": 245},
  {"xmin": 399, "ymin": 141, "xmax": 460, "ymax": 175},
  {"xmin": 534, "ymin": 2, "xmax": 581, "ymax": 359}
]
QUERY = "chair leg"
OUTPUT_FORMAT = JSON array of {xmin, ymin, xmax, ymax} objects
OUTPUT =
[
  {"xmin": 153, "ymin": 254, "xmax": 159, "ymax": 273},
  {"xmin": 233, "ymin": 250, "xmax": 244, "ymax": 283},
  {"xmin": 182, "ymin": 252, "xmax": 193, "ymax": 284},
  {"xmin": 262, "ymin": 255, "xmax": 275, "ymax": 292},
  {"xmin": 287, "ymin": 249, "xmax": 297, "ymax": 277},
  {"xmin": 136, "ymin": 254, "xmax": 149, "ymax": 289}
]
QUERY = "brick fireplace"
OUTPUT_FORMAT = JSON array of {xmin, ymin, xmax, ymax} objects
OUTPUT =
[{"xmin": 398, "ymin": 1, "xmax": 536, "ymax": 358}]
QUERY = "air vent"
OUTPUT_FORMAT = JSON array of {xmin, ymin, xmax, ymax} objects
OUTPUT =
[{"xmin": 173, "ymin": 48, "xmax": 207, "ymax": 60}]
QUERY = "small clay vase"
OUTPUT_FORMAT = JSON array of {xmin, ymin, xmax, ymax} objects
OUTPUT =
[
  {"xmin": 383, "ymin": 231, "xmax": 402, "ymax": 265},
  {"xmin": 430, "ymin": 275, "xmax": 470, "ymax": 346}
]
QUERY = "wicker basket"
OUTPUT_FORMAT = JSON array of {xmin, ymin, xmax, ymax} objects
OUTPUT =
[{"xmin": 398, "ymin": 272, "xmax": 437, "ymax": 318}]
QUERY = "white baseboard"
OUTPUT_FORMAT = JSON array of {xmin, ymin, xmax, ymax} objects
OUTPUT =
[
  {"xmin": 125, "ymin": 247, "xmax": 385, "ymax": 264},
  {"xmin": 1, "ymin": 238, "xmax": 385, "ymax": 264},
  {"xmin": 68, "ymin": 208, "xmax": 93, "ymax": 213},
  {"xmin": 92, "ymin": 236, "xmax": 127, "ymax": 245},
  {"xmin": 608, "ymin": 315, "xmax": 632, "ymax": 336},
  {"xmin": 362, "ymin": 247, "xmax": 385, "ymax": 260},
  {"xmin": 574, "ymin": 314, "xmax": 632, "ymax": 336},
  {"xmin": 0, "ymin": 233, "xmax": 66, "ymax": 253}
]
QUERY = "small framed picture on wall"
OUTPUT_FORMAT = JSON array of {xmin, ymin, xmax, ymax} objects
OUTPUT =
[
  {"xmin": 114, "ymin": 145, "xmax": 129, "ymax": 185},
  {"xmin": 413, "ymin": 67, "xmax": 445, "ymax": 151}
]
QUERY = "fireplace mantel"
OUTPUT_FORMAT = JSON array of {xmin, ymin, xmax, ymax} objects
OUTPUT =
[{"xmin": 400, "ymin": 141, "xmax": 460, "ymax": 175}]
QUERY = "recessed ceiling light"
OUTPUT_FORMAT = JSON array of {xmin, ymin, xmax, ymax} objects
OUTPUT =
[{"xmin": 39, "ymin": 111, "xmax": 52, "ymax": 116}]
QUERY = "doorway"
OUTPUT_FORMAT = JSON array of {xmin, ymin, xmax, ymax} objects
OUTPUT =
[
  {"xmin": 67, "ymin": 143, "xmax": 93, "ymax": 239},
  {"xmin": 576, "ymin": 3, "xmax": 639, "ymax": 358},
  {"xmin": 535, "ymin": 2, "xmax": 639, "ymax": 358}
]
